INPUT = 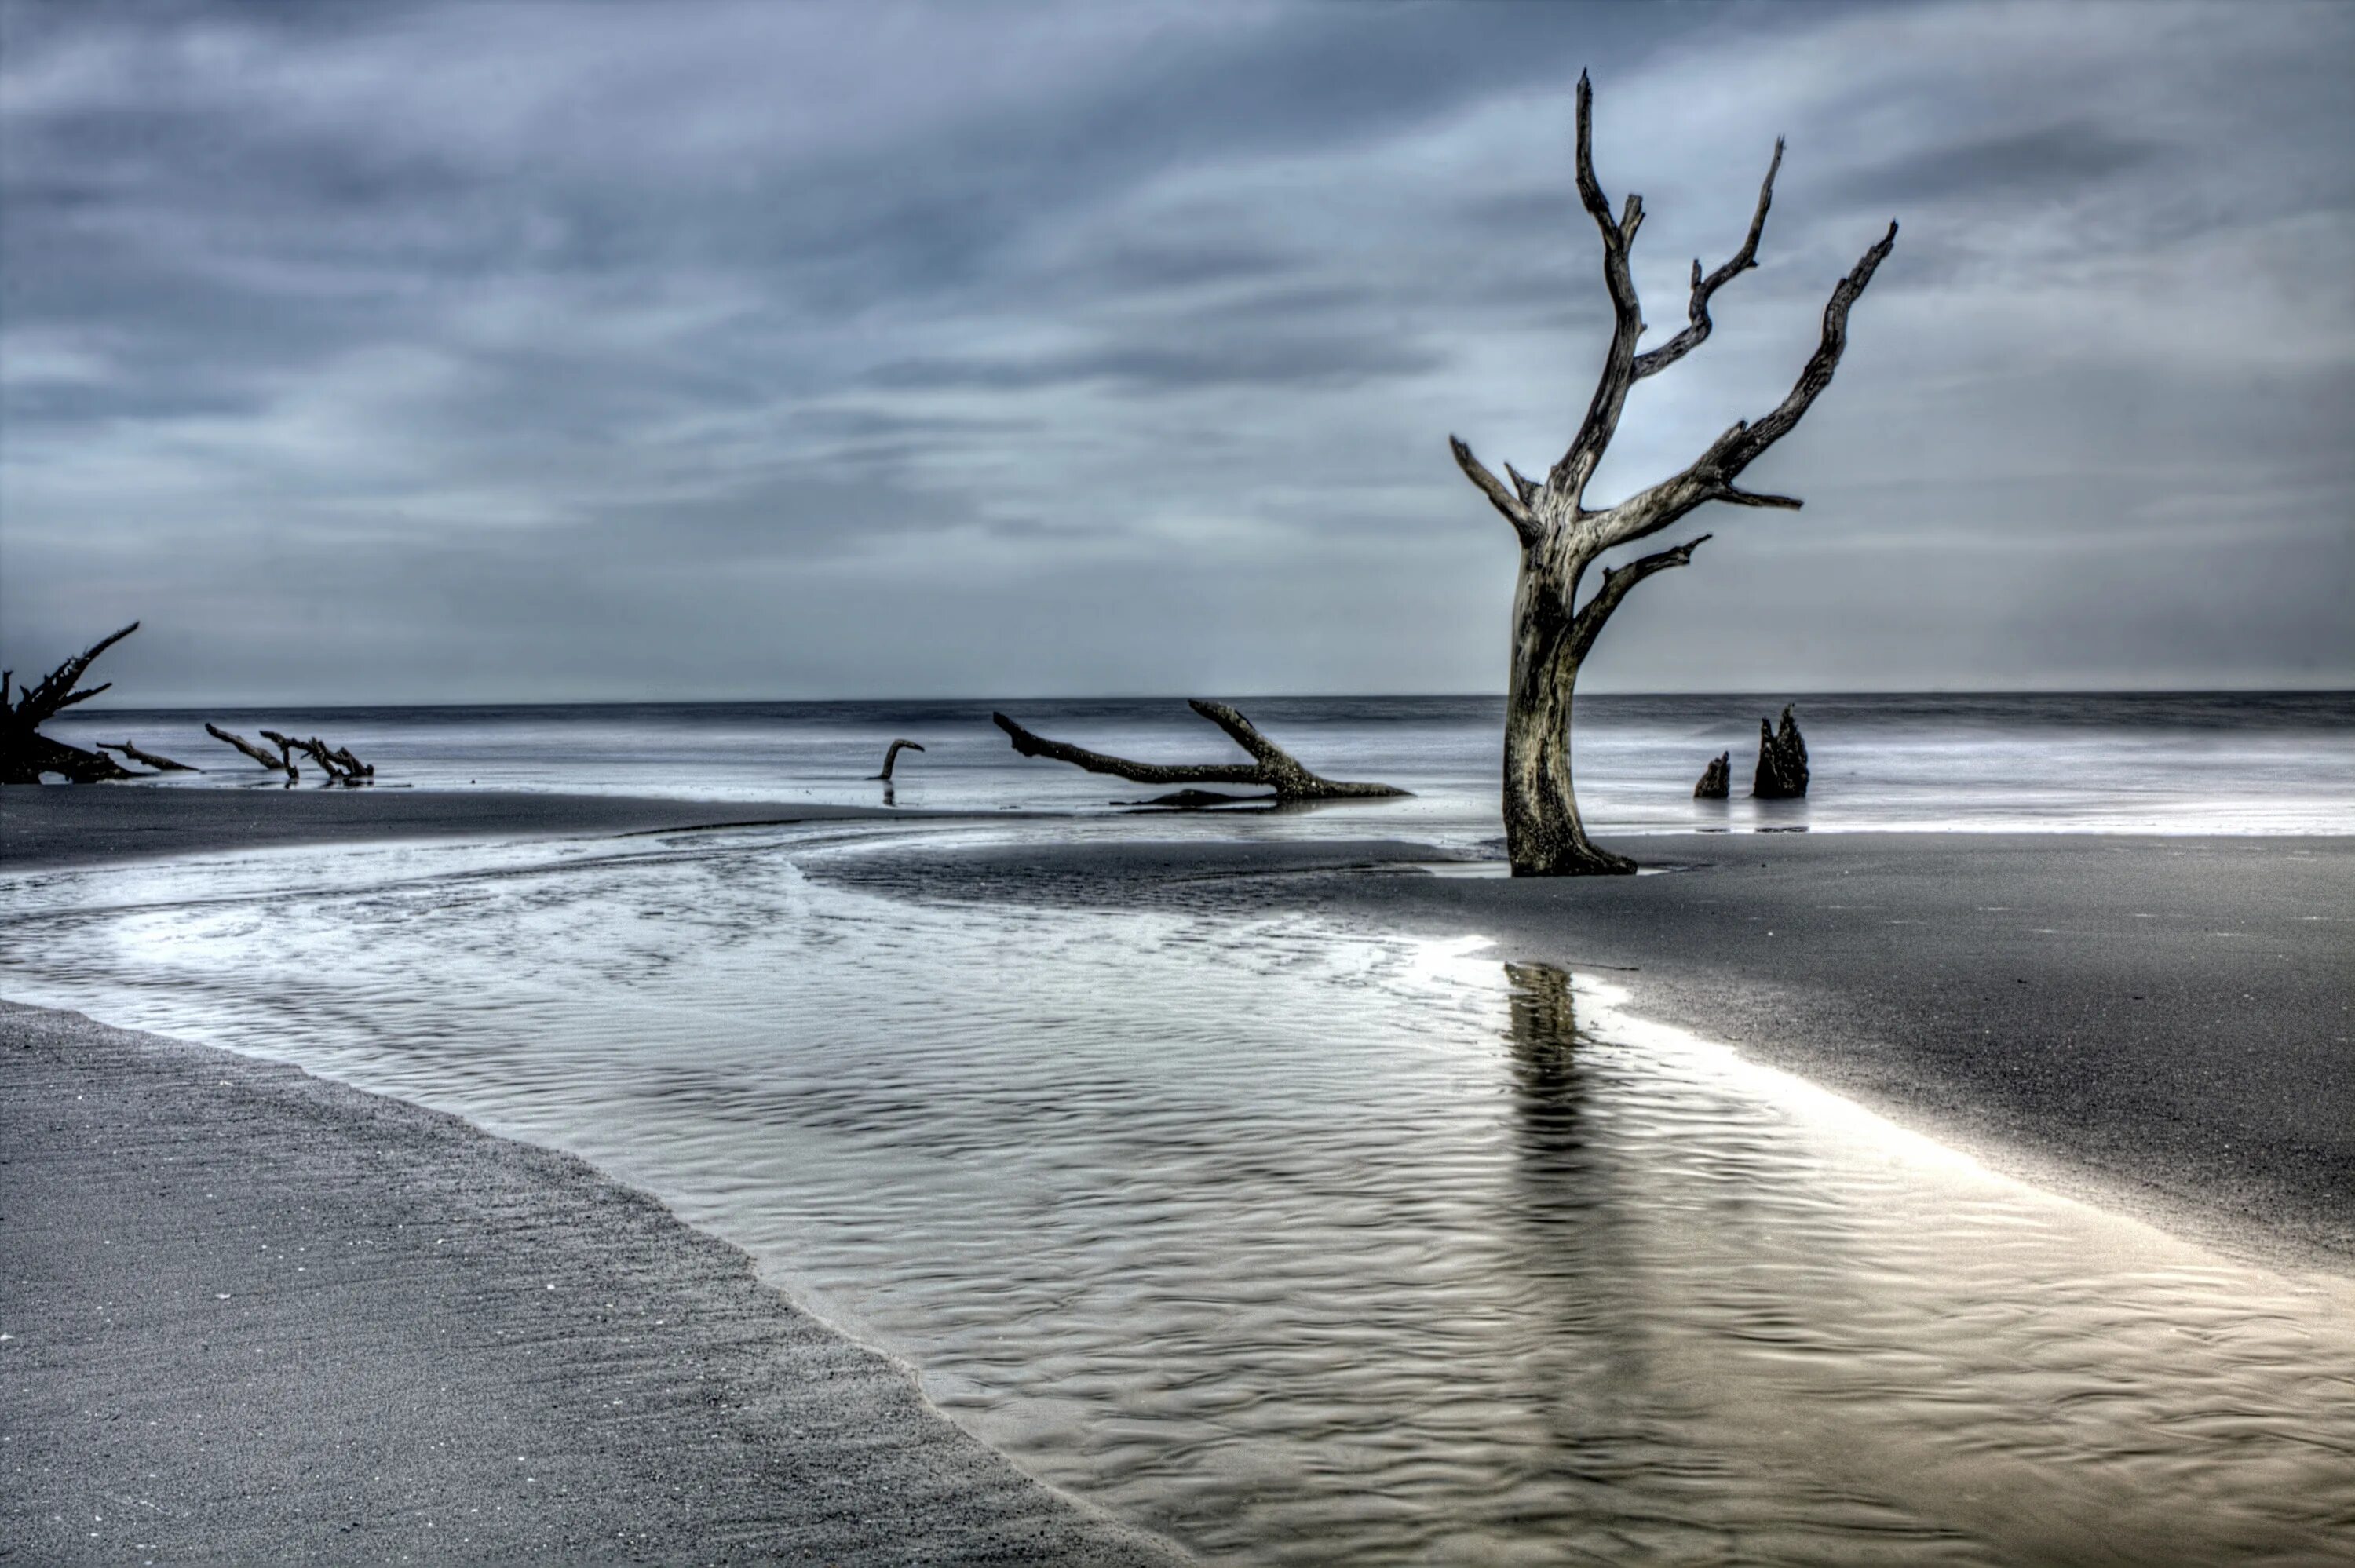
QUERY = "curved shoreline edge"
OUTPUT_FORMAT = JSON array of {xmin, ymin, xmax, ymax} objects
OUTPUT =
[
  {"xmin": 806, "ymin": 830, "xmax": 2355, "ymax": 1276},
  {"xmin": 0, "ymin": 1000, "xmax": 1190, "ymax": 1566}
]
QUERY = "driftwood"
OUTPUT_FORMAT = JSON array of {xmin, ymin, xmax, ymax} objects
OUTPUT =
[
  {"xmin": 1752, "ymin": 706, "xmax": 1809, "ymax": 798},
  {"xmin": 94, "ymin": 740, "xmax": 195, "ymax": 772},
  {"xmin": 1694, "ymin": 752, "xmax": 1731, "ymax": 799},
  {"xmin": 264, "ymin": 731, "xmax": 372, "ymax": 784},
  {"xmin": 1447, "ymin": 72, "xmax": 1893, "ymax": 872},
  {"xmin": 869, "ymin": 739, "xmax": 925, "ymax": 781},
  {"xmin": 206, "ymin": 722, "xmax": 290, "ymax": 775},
  {"xmin": 993, "ymin": 700, "xmax": 1407, "ymax": 804},
  {"xmin": 1, "ymin": 622, "xmax": 141, "ymax": 784}
]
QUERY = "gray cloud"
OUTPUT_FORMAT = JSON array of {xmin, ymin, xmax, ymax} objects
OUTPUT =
[{"xmin": 2, "ymin": 0, "xmax": 2349, "ymax": 702}]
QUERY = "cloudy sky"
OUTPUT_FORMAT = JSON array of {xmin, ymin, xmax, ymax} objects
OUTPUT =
[{"xmin": 3, "ymin": 0, "xmax": 2349, "ymax": 703}]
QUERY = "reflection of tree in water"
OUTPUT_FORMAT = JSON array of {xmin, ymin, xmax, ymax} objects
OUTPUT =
[
  {"xmin": 1503, "ymin": 962, "xmax": 1590, "ymax": 1189},
  {"xmin": 1498, "ymin": 962, "xmax": 1703, "ymax": 1520}
]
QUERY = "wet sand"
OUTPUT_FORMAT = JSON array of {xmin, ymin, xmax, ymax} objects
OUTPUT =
[
  {"xmin": 0, "ymin": 783, "xmax": 912, "ymax": 870},
  {"xmin": 0, "ymin": 1000, "xmax": 1187, "ymax": 1566},
  {"xmin": 816, "ymin": 831, "xmax": 2355, "ymax": 1270}
]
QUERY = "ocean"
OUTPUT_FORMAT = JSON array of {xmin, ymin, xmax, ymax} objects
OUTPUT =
[{"xmin": 40, "ymin": 690, "xmax": 2355, "ymax": 842}]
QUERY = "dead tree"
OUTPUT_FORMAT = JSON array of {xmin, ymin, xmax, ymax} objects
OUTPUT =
[
  {"xmin": 94, "ymin": 740, "xmax": 195, "ymax": 772},
  {"xmin": 869, "ymin": 739, "xmax": 925, "ymax": 781},
  {"xmin": 1448, "ymin": 73, "xmax": 1894, "ymax": 873},
  {"xmin": 994, "ymin": 700, "xmax": 1407, "ymax": 804},
  {"xmin": 0, "ymin": 622, "xmax": 141, "ymax": 784}
]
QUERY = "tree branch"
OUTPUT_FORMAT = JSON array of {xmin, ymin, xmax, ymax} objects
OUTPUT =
[
  {"xmin": 95, "ymin": 740, "xmax": 195, "ymax": 772},
  {"xmin": 206, "ymin": 722, "xmax": 289, "ymax": 772},
  {"xmin": 1545, "ymin": 71, "xmax": 1649, "ymax": 513},
  {"xmin": 1568, "ymin": 535, "xmax": 1711, "ymax": 662},
  {"xmin": 1451, "ymin": 436, "xmax": 1539, "ymax": 542},
  {"xmin": 1718, "ymin": 486, "xmax": 1802, "ymax": 509},
  {"xmin": 1589, "ymin": 221, "xmax": 1896, "ymax": 556},
  {"xmin": 10, "ymin": 622, "xmax": 138, "ymax": 727},
  {"xmin": 1632, "ymin": 137, "xmax": 1783, "ymax": 381},
  {"xmin": 1725, "ymin": 220, "xmax": 1899, "ymax": 468}
]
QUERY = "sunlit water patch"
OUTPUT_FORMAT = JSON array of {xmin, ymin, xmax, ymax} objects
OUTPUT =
[{"xmin": 5, "ymin": 827, "xmax": 2352, "ymax": 1565}]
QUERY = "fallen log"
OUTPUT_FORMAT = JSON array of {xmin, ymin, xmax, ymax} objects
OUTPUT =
[
  {"xmin": 206, "ymin": 723, "xmax": 291, "ymax": 775},
  {"xmin": 992, "ymin": 700, "xmax": 1408, "ymax": 803},
  {"xmin": 2, "ymin": 623, "xmax": 142, "ymax": 784},
  {"xmin": 94, "ymin": 741, "xmax": 195, "ymax": 773},
  {"xmin": 869, "ymin": 739, "xmax": 924, "ymax": 781}
]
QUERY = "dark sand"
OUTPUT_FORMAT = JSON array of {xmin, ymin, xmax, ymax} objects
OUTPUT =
[
  {"xmin": 0, "ymin": 1001, "xmax": 1187, "ymax": 1566},
  {"xmin": 817, "ymin": 832, "xmax": 2355, "ymax": 1269},
  {"xmin": 0, "ymin": 784, "xmax": 919, "ymax": 870}
]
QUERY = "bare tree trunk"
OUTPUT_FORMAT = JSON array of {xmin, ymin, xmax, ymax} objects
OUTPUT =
[
  {"xmin": 1449, "ymin": 73, "xmax": 1894, "ymax": 873},
  {"xmin": 1502, "ymin": 587, "xmax": 1631, "ymax": 874}
]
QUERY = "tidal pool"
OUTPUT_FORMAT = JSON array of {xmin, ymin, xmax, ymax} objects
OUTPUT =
[{"xmin": 5, "ymin": 824, "xmax": 2350, "ymax": 1565}]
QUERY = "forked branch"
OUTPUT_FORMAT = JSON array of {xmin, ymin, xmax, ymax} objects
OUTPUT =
[
  {"xmin": 1631, "ymin": 138, "xmax": 1783, "ymax": 381},
  {"xmin": 1591, "ymin": 218, "xmax": 1899, "ymax": 556},
  {"xmin": 1568, "ymin": 535, "xmax": 1711, "ymax": 662},
  {"xmin": 994, "ymin": 701, "xmax": 1408, "ymax": 802},
  {"xmin": 1549, "ymin": 70, "xmax": 1648, "ymax": 509}
]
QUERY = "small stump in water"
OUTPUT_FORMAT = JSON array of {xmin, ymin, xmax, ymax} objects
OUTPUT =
[{"xmin": 1694, "ymin": 752, "xmax": 1731, "ymax": 799}]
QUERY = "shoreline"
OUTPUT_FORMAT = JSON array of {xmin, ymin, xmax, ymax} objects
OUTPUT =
[
  {"xmin": 0, "ymin": 785, "xmax": 985, "ymax": 871},
  {"xmin": 0, "ymin": 1000, "xmax": 1188, "ymax": 1566}
]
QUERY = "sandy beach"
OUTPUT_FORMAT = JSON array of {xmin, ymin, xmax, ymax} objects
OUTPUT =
[
  {"xmin": 5, "ymin": 788, "xmax": 2352, "ymax": 1562},
  {"xmin": 0, "ymin": 997, "xmax": 1188, "ymax": 1566}
]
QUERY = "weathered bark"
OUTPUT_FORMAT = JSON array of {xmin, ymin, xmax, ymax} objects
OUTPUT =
[
  {"xmin": 1694, "ymin": 751, "xmax": 1731, "ymax": 799},
  {"xmin": 206, "ymin": 723, "xmax": 290, "ymax": 775},
  {"xmin": 1751, "ymin": 705, "xmax": 1809, "ymax": 798},
  {"xmin": 994, "ymin": 700, "xmax": 1408, "ymax": 802},
  {"xmin": 870, "ymin": 739, "xmax": 925, "ymax": 781},
  {"xmin": 94, "ymin": 741, "xmax": 195, "ymax": 772},
  {"xmin": 1448, "ymin": 74, "xmax": 1893, "ymax": 873},
  {"xmin": 1, "ymin": 623, "xmax": 141, "ymax": 784}
]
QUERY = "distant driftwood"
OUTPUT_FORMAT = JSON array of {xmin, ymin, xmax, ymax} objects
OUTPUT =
[
  {"xmin": 869, "ymin": 739, "xmax": 925, "ymax": 781},
  {"xmin": 1752, "ymin": 706, "xmax": 1809, "ymax": 798},
  {"xmin": 206, "ymin": 723, "xmax": 290, "ymax": 775},
  {"xmin": 1693, "ymin": 752, "xmax": 1731, "ymax": 799},
  {"xmin": 94, "ymin": 740, "xmax": 195, "ymax": 772},
  {"xmin": 1, "ymin": 622, "xmax": 141, "ymax": 784},
  {"xmin": 206, "ymin": 724, "xmax": 373, "ymax": 784},
  {"xmin": 993, "ymin": 700, "xmax": 1408, "ymax": 805}
]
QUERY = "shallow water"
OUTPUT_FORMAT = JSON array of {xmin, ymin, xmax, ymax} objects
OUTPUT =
[{"xmin": 5, "ymin": 823, "xmax": 2353, "ymax": 1564}]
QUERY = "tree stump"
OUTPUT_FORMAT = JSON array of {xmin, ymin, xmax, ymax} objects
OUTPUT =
[{"xmin": 1751, "ymin": 705, "xmax": 1810, "ymax": 798}]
